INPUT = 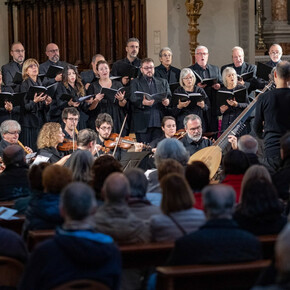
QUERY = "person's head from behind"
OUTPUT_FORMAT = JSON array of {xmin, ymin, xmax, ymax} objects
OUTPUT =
[
  {"xmin": 280, "ymin": 132, "xmax": 290, "ymax": 161},
  {"xmin": 160, "ymin": 173, "xmax": 194, "ymax": 215},
  {"xmin": 28, "ymin": 162, "xmax": 50, "ymax": 192},
  {"xmin": 124, "ymin": 168, "xmax": 148, "ymax": 200},
  {"xmin": 77, "ymin": 129, "xmax": 97, "ymax": 153},
  {"xmin": 60, "ymin": 182, "xmax": 97, "ymax": 222},
  {"xmin": 157, "ymin": 158, "xmax": 185, "ymax": 182},
  {"xmin": 42, "ymin": 165, "xmax": 72, "ymax": 194},
  {"xmin": 202, "ymin": 184, "xmax": 236, "ymax": 220},
  {"xmin": 102, "ymin": 172, "xmax": 130, "ymax": 204},
  {"xmin": 186, "ymin": 161, "xmax": 210, "ymax": 192},
  {"xmin": 0, "ymin": 120, "xmax": 21, "ymax": 144},
  {"xmin": 2, "ymin": 145, "xmax": 25, "ymax": 167},
  {"xmin": 91, "ymin": 155, "xmax": 122, "ymax": 200},
  {"xmin": 237, "ymin": 135, "xmax": 258, "ymax": 154},
  {"xmin": 275, "ymin": 61, "xmax": 290, "ymax": 84},
  {"xmin": 68, "ymin": 150, "xmax": 94, "ymax": 183},
  {"xmin": 275, "ymin": 224, "xmax": 290, "ymax": 276},
  {"xmin": 222, "ymin": 150, "xmax": 250, "ymax": 175},
  {"xmin": 37, "ymin": 122, "xmax": 64, "ymax": 149},
  {"xmin": 154, "ymin": 138, "xmax": 189, "ymax": 168}
]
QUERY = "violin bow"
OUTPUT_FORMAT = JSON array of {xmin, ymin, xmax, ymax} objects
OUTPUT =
[{"xmin": 112, "ymin": 114, "xmax": 128, "ymax": 158}]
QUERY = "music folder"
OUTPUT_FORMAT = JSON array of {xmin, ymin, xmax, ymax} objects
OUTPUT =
[
  {"xmin": 45, "ymin": 65, "xmax": 64, "ymax": 78},
  {"xmin": 0, "ymin": 92, "xmax": 25, "ymax": 107},
  {"xmin": 116, "ymin": 62, "xmax": 139, "ymax": 79},
  {"xmin": 257, "ymin": 62, "xmax": 273, "ymax": 81},
  {"xmin": 100, "ymin": 87, "xmax": 126, "ymax": 103},
  {"xmin": 238, "ymin": 71, "xmax": 254, "ymax": 82},
  {"xmin": 173, "ymin": 92, "xmax": 204, "ymax": 109},
  {"xmin": 26, "ymin": 82, "xmax": 58, "ymax": 100},
  {"xmin": 216, "ymin": 88, "xmax": 247, "ymax": 107},
  {"xmin": 12, "ymin": 71, "xmax": 23, "ymax": 84},
  {"xmin": 193, "ymin": 71, "xmax": 217, "ymax": 87},
  {"xmin": 134, "ymin": 91, "xmax": 168, "ymax": 103}
]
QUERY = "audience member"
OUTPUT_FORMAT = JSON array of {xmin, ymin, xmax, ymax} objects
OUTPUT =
[
  {"xmin": 185, "ymin": 161, "xmax": 210, "ymax": 210},
  {"xmin": 168, "ymin": 184, "xmax": 261, "ymax": 265},
  {"xmin": 20, "ymin": 182, "xmax": 121, "ymax": 290},
  {"xmin": 0, "ymin": 145, "xmax": 30, "ymax": 201},
  {"xmin": 124, "ymin": 168, "xmax": 161, "ymax": 220},
  {"xmin": 94, "ymin": 172, "xmax": 150, "ymax": 244},
  {"xmin": 22, "ymin": 165, "xmax": 72, "ymax": 239},
  {"xmin": 150, "ymin": 173, "xmax": 205, "ymax": 242}
]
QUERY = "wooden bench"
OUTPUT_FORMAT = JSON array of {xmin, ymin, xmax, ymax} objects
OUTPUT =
[
  {"xmin": 27, "ymin": 229, "xmax": 55, "ymax": 251},
  {"xmin": 0, "ymin": 201, "xmax": 15, "ymax": 208},
  {"xmin": 258, "ymin": 234, "xmax": 277, "ymax": 259},
  {"xmin": 156, "ymin": 259, "xmax": 271, "ymax": 290},
  {"xmin": 0, "ymin": 215, "xmax": 25, "ymax": 235}
]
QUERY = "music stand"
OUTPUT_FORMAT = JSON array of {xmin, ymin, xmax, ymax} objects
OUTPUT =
[{"xmin": 120, "ymin": 151, "xmax": 151, "ymax": 172}]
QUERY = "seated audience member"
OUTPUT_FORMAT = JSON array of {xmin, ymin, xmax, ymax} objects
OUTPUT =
[
  {"xmin": 185, "ymin": 161, "xmax": 210, "ymax": 210},
  {"xmin": 68, "ymin": 150, "xmax": 93, "ymax": 183},
  {"xmin": 0, "ymin": 226, "xmax": 28, "ymax": 263},
  {"xmin": 22, "ymin": 165, "xmax": 72, "ymax": 239},
  {"xmin": 36, "ymin": 122, "xmax": 66, "ymax": 164},
  {"xmin": 14, "ymin": 162, "xmax": 50, "ymax": 214},
  {"xmin": 150, "ymin": 173, "xmax": 205, "ymax": 242},
  {"xmin": 0, "ymin": 145, "xmax": 30, "ymax": 201},
  {"xmin": 221, "ymin": 149, "xmax": 250, "ymax": 202},
  {"xmin": 124, "ymin": 168, "xmax": 161, "ymax": 220},
  {"xmin": 168, "ymin": 184, "xmax": 262, "ymax": 265},
  {"xmin": 94, "ymin": 172, "xmax": 150, "ymax": 244},
  {"xmin": 147, "ymin": 158, "xmax": 185, "ymax": 207},
  {"xmin": 273, "ymin": 132, "xmax": 290, "ymax": 202},
  {"xmin": 228, "ymin": 134, "xmax": 260, "ymax": 165},
  {"xmin": 19, "ymin": 182, "xmax": 121, "ymax": 290},
  {"xmin": 180, "ymin": 114, "xmax": 212, "ymax": 156},
  {"xmin": 154, "ymin": 47, "xmax": 180, "ymax": 84},
  {"xmin": 173, "ymin": 68, "xmax": 210, "ymax": 131},
  {"xmin": 91, "ymin": 155, "xmax": 123, "ymax": 205},
  {"xmin": 146, "ymin": 138, "xmax": 189, "ymax": 198},
  {"xmin": 234, "ymin": 166, "xmax": 286, "ymax": 235},
  {"xmin": 0, "ymin": 120, "xmax": 32, "ymax": 157}
]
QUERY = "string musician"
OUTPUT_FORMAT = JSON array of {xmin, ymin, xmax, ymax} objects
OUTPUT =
[{"xmin": 57, "ymin": 107, "xmax": 79, "ymax": 156}]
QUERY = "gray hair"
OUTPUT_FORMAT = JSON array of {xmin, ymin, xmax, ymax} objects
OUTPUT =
[
  {"xmin": 183, "ymin": 114, "xmax": 202, "ymax": 128},
  {"xmin": 179, "ymin": 68, "xmax": 196, "ymax": 88},
  {"xmin": 275, "ymin": 224, "xmax": 290, "ymax": 273},
  {"xmin": 195, "ymin": 45, "xmax": 208, "ymax": 54},
  {"xmin": 222, "ymin": 66, "xmax": 237, "ymax": 87},
  {"xmin": 202, "ymin": 184, "xmax": 236, "ymax": 219},
  {"xmin": 127, "ymin": 38, "xmax": 140, "ymax": 45},
  {"xmin": 124, "ymin": 168, "xmax": 148, "ymax": 199},
  {"xmin": 232, "ymin": 46, "xmax": 244, "ymax": 56},
  {"xmin": 269, "ymin": 43, "xmax": 283, "ymax": 54},
  {"xmin": 91, "ymin": 54, "xmax": 105, "ymax": 63},
  {"xmin": 159, "ymin": 47, "xmax": 173, "ymax": 58},
  {"xmin": 154, "ymin": 138, "xmax": 189, "ymax": 167},
  {"xmin": 68, "ymin": 150, "xmax": 94, "ymax": 183},
  {"xmin": 60, "ymin": 182, "xmax": 97, "ymax": 221},
  {"xmin": 0, "ymin": 120, "xmax": 21, "ymax": 138},
  {"xmin": 237, "ymin": 135, "xmax": 258, "ymax": 154}
]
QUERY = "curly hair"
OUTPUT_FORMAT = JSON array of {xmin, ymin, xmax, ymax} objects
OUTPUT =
[
  {"xmin": 62, "ymin": 64, "xmax": 85, "ymax": 97},
  {"xmin": 37, "ymin": 122, "xmax": 62, "ymax": 149}
]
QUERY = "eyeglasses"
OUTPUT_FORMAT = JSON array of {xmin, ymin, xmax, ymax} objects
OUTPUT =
[
  {"xmin": 6, "ymin": 131, "xmax": 20, "ymax": 135},
  {"xmin": 67, "ymin": 118, "xmax": 79, "ymax": 122},
  {"xmin": 99, "ymin": 126, "xmax": 112, "ymax": 131},
  {"xmin": 162, "ymin": 53, "xmax": 172, "ymax": 57},
  {"xmin": 196, "ymin": 52, "xmax": 208, "ymax": 56},
  {"xmin": 142, "ymin": 66, "xmax": 154, "ymax": 70},
  {"xmin": 270, "ymin": 51, "xmax": 281, "ymax": 55},
  {"xmin": 183, "ymin": 76, "xmax": 193, "ymax": 80},
  {"xmin": 47, "ymin": 49, "xmax": 59, "ymax": 53},
  {"xmin": 28, "ymin": 64, "xmax": 38, "ymax": 69},
  {"xmin": 12, "ymin": 50, "xmax": 25, "ymax": 53}
]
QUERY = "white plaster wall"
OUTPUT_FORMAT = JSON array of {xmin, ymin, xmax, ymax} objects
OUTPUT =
[
  {"xmin": 167, "ymin": 0, "xmax": 241, "ymax": 68},
  {"xmin": 146, "ymin": 0, "xmax": 168, "ymax": 64},
  {"xmin": 0, "ymin": 0, "xmax": 9, "ymax": 67}
]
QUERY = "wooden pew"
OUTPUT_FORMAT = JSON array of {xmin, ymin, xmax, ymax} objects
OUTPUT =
[
  {"xmin": 0, "ymin": 215, "xmax": 25, "ymax": 235},
  {"xmin": 258, "ymin": 234, "xmax": 277, "ymax": 259},
  {"xmin": 156, "ymin": 259, "xmax": 271, "ymax": 290},
  {"xmin": 0, "ymin": 201, "xmax": 15, "ymax": 208},
  {"xmin": 27, "ymin": 229, "xmax": 55, "ymax": 251}
]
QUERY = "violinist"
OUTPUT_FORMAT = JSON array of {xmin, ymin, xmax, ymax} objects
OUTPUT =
[
  {"xmin": 57, "ymin": 107, "xmax": 79, "ymax": 155},
  {"xmin": 150, "ymin": 116, "xmax": 177, "ymax": 149},
  {"xmin": 0, "ymin": 120, "xmax": 33, "ymax": 157}
]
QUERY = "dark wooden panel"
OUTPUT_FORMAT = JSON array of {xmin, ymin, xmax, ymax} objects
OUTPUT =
[{"xmin": 6, "ymin": 0, "xmax": 147, "ymax": 70}]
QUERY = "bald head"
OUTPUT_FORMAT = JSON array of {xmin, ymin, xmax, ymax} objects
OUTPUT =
[
  {"xmin": 238, "ymin": 135, "xmax": 258, "ymax": 154},
  {"xmin": 103, "ymin": 172, "xmax": 130, "ymax": 203},
  {"xmin": 3, "ymin": 145, "xmax": 25, "ymax": 166},
  {"xmin": 45, "ymin": 43, "xmax": 60, "ymax": 63},
  {"xmin": 202, "ymin": 184, "xmax": 236, "ymax": 219}
]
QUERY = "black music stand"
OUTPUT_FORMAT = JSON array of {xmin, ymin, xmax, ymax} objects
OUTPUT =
[{"xmin": 120, "ymin": 151, "xmax": 151, "ymax": 172}]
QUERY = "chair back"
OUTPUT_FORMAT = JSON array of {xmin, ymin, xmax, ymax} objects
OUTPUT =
[
  {"xmin": 52, "ymin": 279, "xmax": 110, "ymax": 290},
  {"xmin": 0, "ymin": 256, "xmax": 24, "ymax": 287}
]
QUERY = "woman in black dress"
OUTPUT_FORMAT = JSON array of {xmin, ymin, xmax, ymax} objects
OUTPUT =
[
  {"xmin": 50, "ymin": 65, "xmax": 89, "ymax": 130},
  {"xmin": 20, "ymin": 59, "xmax": 52, "ymax": 151},
  {"xmin": 87, "ymin": 60, "xmax": 128, "ymax": 134},
  {"xmin": 173, "ymin": 68, "xmax": 210, "ymax": 131}
]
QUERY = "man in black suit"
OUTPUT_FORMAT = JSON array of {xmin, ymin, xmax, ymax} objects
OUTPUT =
[
  {"xmin": 39, "ymin": 43, "xmax": 68, "ymax": 86},
  {"xmin": 130, "ymin": 58, "xmax": 171, "ymax": 143},
  {"xmin": 154, "ymin": 47, "xmax": 180, "ymax": 84},
  {"xmin": 168, "ymin": 184, "xmax": 262, "ymax": 266},
  {"xmin": 189, "ymin": 45, "xmax": 222, "ymax": 132},
  {"xmin": 1, "ymin": 42, "xmax": 25, "ymax": 92},
  {"xmin": 267, "ymin": 44, "xmax": 283, "ymax": 67},
  {"xmin": 80, "ymin": 54, "xmax": 105, "ymax": 90}
]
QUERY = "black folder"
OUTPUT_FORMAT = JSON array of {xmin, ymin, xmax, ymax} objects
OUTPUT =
[
  {"xmin": 216, "ymin": 88, "xmax": 247, "ymax": 107},
  {"xmin": 26, "ymin": 83, "xmax": 58, "ymax": 100},
  {"xmin": 257, "ymin": 62, "xmax": 273, "ymax": 81},
  {"xmin": 0, "ymin": 92, "xmax": 25, "ymax": 107},
  {"xmin": 45, "ymin": 65, "xmax": 64, "ymax": 79}
]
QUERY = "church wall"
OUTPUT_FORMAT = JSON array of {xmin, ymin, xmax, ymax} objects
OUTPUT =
[{"xmin": 0, "ymin": 0, "xmax": 9, "ymax": 66}]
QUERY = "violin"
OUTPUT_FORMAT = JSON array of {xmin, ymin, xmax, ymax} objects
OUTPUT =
[
  {"xmin": 58, "ymin": 138, "xmax": 78, "ymax": 152},
  {"xmin": 172, "ymin": 129, "xmax": 186, "ymax": 140}
]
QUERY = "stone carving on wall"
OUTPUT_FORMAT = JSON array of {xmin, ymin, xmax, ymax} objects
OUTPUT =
[{"xmin": 272, "ymin": 0, "xmax": 287, "ymax": 21}]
